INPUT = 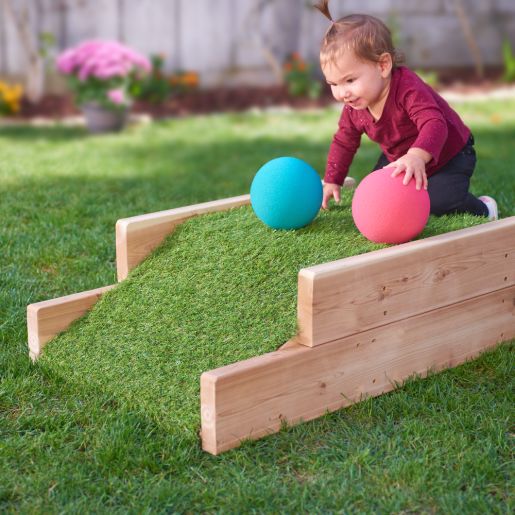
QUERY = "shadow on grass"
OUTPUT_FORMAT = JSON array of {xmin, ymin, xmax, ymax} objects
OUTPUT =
[
  {"xmin": 0, "ymin": 124, "xmax": 89, "ymax": 141},
  {"xmin": 0, "ymin": 134, "xmax": 346, "ymax": 221},
  {"xmin": 1, "ymin": 122, "xmax": 513, "ymax": 212}
]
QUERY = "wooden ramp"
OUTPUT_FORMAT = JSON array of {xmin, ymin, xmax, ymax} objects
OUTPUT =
[{"xmin": 26, "ymin": 191, "xmax": 514, "ymax": 456}]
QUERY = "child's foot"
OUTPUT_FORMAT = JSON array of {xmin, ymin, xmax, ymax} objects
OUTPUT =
[{"xmin": 478, "ymin": 195, "xmax": 499, "ymax": 221}]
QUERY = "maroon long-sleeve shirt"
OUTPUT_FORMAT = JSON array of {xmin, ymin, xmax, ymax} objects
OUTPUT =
[{"xmin": 324, "ymin": 66, "xmax": 471, "ymax": 185}]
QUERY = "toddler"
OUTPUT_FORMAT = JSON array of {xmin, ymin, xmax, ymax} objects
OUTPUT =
[{"xmin": 314, "ymin": 0, "xmax": 498, "ymax": 220}]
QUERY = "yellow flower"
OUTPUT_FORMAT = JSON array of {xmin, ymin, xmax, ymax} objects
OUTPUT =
[{"xmin": 0, "ymin": 79, "xmax": 23, "ymax": 114}]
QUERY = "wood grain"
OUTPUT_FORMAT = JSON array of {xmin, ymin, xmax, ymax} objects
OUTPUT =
[{"xmin": 297, "ymin": 217, "xmax": 515, "ymax": 347}]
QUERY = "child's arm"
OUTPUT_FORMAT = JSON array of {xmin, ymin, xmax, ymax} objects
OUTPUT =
[
  {"xmin": 390, "ymin": 82, "xmax": 449, "ymax": 190},
  {"xmin": 323, "ymin": 106, "xmax": 362, "ymax": 208}
]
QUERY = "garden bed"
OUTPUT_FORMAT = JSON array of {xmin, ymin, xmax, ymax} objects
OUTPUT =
[{"xmin": 17, "ymin": 85, "xmax": 337, "ymax": 120}]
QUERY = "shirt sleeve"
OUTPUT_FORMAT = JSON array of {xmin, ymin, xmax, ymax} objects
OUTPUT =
[
  {"xmin": 402, "ymin": 85, "xmax": 448, "ymax": 163},
  {"xmin": 324, "ymin": 106, "xmax": 362, "ymax": 185}
]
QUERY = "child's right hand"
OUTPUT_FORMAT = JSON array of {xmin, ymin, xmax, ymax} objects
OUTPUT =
[{"xmin": 322, "ymin": 182, "xmax": 341, "ymax": 210}]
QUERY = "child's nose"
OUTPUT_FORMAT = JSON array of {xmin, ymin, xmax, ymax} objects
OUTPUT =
[{"xmin": 333, "ymin": 84, "xmax": 348, "ymax": 101}]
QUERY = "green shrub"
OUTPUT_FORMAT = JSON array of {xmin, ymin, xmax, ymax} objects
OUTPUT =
[
  {"xmin": 283, "ymin": 53, "xmax": 322, "ymax": 99},
  {"xmin": 502, "ymin": 39, "xmax": 515, "ymax": 83}
]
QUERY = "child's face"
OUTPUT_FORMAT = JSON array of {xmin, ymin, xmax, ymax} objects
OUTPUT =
[{"xmin": 323, "ymin": 50, "xmax": 392, "ymax": 111}]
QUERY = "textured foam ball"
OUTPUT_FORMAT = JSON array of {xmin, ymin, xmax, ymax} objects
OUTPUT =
[
  {"xmin": 250, "ymin": 157, "xmax": 323, "ymax": 230},
  {"xmin": 352, "ymin": 167, "xmax": 430, "ymax": 244}
]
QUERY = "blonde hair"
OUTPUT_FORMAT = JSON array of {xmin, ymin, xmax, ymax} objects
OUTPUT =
[{"xmin": 314, "ymin": 1, "xmax": 404, "ymax": 69}]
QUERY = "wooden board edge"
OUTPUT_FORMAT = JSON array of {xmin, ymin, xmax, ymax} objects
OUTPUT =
[
  {"xmin": 27, "ymin": 285, "xmax": 115, "ymax": 361},
  {"xmin": 200, "ymin": 286, "xmax": 515, "ymax": 455},
  {"xmin": 303, "ymin": 217, "xmax": 514, "ymax": 279},
  {"xmin": 296, "ymin": 216, "xmax": 515, "ymax": 347}
]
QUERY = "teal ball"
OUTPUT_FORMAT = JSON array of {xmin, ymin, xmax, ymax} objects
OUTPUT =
[{"xmin": 250, "ymin": 157, "xmax": 323, "ymax": 230}]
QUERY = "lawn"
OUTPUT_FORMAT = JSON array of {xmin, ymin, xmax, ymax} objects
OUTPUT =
[{"xmin": 1, "ymin": 100, "xmax": 514, "ymax": 513}]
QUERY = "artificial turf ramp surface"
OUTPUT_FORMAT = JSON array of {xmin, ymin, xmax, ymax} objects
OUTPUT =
[{"xmin": 41, "ymin": 196, "xmax": 485, "ymax": 446}]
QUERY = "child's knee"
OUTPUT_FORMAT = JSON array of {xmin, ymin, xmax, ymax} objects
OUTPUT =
[{"xmin": 429, "ymin": 195, "xmax": 460, "ymax": 216}]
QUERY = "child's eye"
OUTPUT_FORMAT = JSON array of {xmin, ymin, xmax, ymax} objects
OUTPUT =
[{"xmin": 347, "ymin": 79, "xmax": 354, "ymax": 83}]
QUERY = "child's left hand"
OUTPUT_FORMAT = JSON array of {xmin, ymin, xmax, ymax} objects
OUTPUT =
[{"xmin": 389, "ymin": 149, "xmax": 430, "ymax": 190}]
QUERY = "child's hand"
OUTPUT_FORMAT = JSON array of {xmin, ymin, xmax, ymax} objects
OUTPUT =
[
  {"xmin": 389, "ymin": 149, "xmax": 430, "ymax": 190},
  {"xmin": 322, "ymin": 182, "xmax": 341, "ymax": 209}
]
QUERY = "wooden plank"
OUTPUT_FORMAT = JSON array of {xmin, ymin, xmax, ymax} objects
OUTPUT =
[
  {"xmin": 65, "ymin": 0, "xmax": 119, "ymax": 44},
  {"xmin": 121, "ymin": 0, "xmax": 176, "ymax": 66},
  {"xmin": 27, "ymin": 285, "xmax": 115, "ymax": 361},
  {"xmin": 115, "ymin": 195, "xmax": 251, "ymax": 281},
  {"xmin": 200, "ymin": 286, "xmax": 515, "ymax": 455},
  {"xmin": 297, "ymin": 217, "xmax": 515, "ymax": 347}
]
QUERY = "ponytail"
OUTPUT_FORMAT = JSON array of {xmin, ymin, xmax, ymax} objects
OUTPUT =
[{"xmin": 313, "ymin": 0, "xmax": 333, "ymax": 22}]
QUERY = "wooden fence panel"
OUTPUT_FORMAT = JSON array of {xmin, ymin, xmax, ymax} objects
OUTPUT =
[
  {"xmin": 122, "ymin": 0, "xmax": 178, "ymax": 68},
  {"xmin": 2, "ymin": 1, "xmax": 515, "ymax": 87}
]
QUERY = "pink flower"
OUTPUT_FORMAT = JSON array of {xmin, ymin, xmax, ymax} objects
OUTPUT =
[
  {"xmin": 56, "ymin": 48, "xmax": 77, "ymax": 74},
  {"xmin": 57, "ymin": 39, "xmax": 151, "ymax": 79},
  {"xmin": 107, "ymin": 88, "xmax": 126, "ymax": 105}
]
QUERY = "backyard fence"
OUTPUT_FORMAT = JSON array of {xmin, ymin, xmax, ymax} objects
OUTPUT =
[{"xmin": 1, "ymin": 0, "xmax": 515, "ymax": 91}]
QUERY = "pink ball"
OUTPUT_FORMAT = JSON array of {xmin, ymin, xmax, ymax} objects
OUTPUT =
[{"xmin": 352, "ymin": 167, "xmax": 430, "ymax": 244}]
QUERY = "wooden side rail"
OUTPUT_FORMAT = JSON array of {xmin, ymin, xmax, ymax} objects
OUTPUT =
[
  {"xmin": 115, "ymin": 195, "xmax": 251, "ymax": 281},
  {"xmin": 27, "ymin": 285, "xmax": 115, "ymax": 361},
  {"xmin": 297, "ymin": 217, "xmax": 515, "ymax": 347}
]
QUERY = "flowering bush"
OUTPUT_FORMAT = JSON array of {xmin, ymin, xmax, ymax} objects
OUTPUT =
[
  {"xmin": 130, "ymin": 53, "xmax": 200, "ymax": 104},
  {"xmin": 0, "ymin": 80, "xmax": 23, "ymax": 115},
  {"xmin": 57, "ymin": 40, "xmax": 151, "ymax": 110},
  {"xmin": 169, "ymin": 71, "xmax": 199, "ymax": 94},
  {"xmin": 283, "ymin": 52, "xmax": 322, "ymax": 99},
  {"xmin": 130, "ymin": 54, "xmax": 170, "ymax": 103}
]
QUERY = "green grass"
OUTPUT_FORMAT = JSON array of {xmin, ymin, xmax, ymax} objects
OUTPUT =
[{"xmin": 1, "ymin": 101, "xmax": 514, "ymax": 512}]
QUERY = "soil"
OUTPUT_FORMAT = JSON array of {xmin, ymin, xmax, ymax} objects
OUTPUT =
[
  {"xmin": 11, "ymin": 67, "xmax": 510, "ymax": 121},
  {"xmin": 17, "ymin": 85, "xmax": 337, "ymax": 120}
]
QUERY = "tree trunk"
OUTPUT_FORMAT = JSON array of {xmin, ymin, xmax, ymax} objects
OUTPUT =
[
  {"xmin": 453, "ymin": 0, "xmax": 484, "ymax": 78},
  {"xmin": 1, "ymin": 0, "xmax": 45, "ymax": 103}
]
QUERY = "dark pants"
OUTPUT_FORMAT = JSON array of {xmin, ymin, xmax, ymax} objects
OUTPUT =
[{"xmin": 372, "ymin": 134, "xmax": 488, "ymax": 217}]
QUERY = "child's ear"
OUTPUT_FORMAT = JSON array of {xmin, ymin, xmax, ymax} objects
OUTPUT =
[{"xmin": 378, "ymin": 53, "xmax": 393, "ymax": 77}]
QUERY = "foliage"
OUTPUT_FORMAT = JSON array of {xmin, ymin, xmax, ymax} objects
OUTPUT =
[
  {"xmin": 130, "ymin": 54, "xmax": 171, "ymax": 104},
  {"xmin": 415, "ymin": 69, "xmax": 439, "ymax": 88},
  {"xmin": 0, "ymin": 80, "xmax": 23, "ymax": 115},
  {"xmin": 283, "ymin": 52, "xmax": 322, "ymax": 99},
  {"xmin": 130, "ymin": 54, "xmax": 199, "ymax": 104},
  {"xmin": 57, "ymin": 40, "xmax": 151, "ymax": 110},
  {"xmin": 39, "ymin": 31, "xmax": 56, "ymax": 62},
  {"xmin": 502, "ymin": 39, "xmax": 515, "ymax": 83},
  {"xmin": 169, "ymin": 70, "xmax": 199, "ymax": 94}
]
